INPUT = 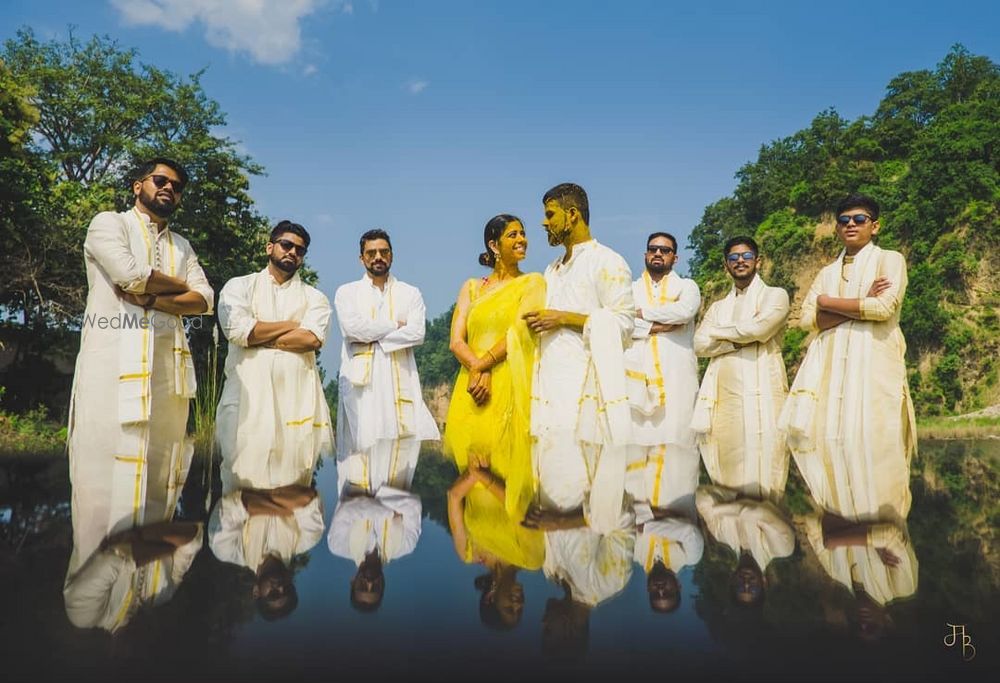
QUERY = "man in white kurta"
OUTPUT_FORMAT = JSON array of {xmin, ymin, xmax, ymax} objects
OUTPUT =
[
  {"xmin": 209, "ymin": 484, "xmax": 324, "ymax": 620},
  {"xmin": 68, "ymin": 158, "xmax": 212, "ymax": 579},
  {"xmin": 625, "ymin": 232, "xmax": 701, "ymax": 513},
  {"xmin": 695, "ymin": 485, "xmax": 795, "ymax": 574},
  {"xmin": 693, "ymin": 237, "xmax": 790, "ymax": 501},
  {"xmin": 525, "ymin": 184, "xmax": 635, "ymax": 534},
  {"xmin": 216, "ymin": 221, "xmax": 333, "ymax": 494},
  {"xmin": 64, "ymin": 521, "xmax": 203, "ymax": 633},
  {"xmin": 335, "ymin": 230, "xmax": 439, "ymax": 496},
  {"xmin": 327, "ymin": 479, "xmax": 422, "ymax": 610},
  {"xmin": 780, "ymin": 196, "xmax": 915, "ymax": 522}
]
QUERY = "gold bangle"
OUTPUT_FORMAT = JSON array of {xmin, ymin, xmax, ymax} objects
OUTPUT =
[{"xmin": 485, "ymin": 349, "xmax": 498, "ymax": 365}]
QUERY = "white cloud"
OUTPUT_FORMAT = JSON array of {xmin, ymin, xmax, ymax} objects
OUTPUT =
[
  {"xmin": 303, "ymin": 63, "xmax": 319, "ymax": 76},
  {"xmin": 406, "ymin": 79, "xmax": 429, "ymax": 95},
  {"xmin": 109, "ymin": 0, "xmax": 325, "ymax": 65}
]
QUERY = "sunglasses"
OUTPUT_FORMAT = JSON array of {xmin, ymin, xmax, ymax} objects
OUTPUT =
[
  {"xmin": 726, "ymin": 251, "xmax": 756, "ymax": 262},
  {"xmin": 647, "ymin": 245, "xmax": 675, "ymax": 254},
  {"xmin": 273, "ymin": 238, "xmax": 307, "ymax": 256},
  {"xmin": 364, "ymin": 248, "xmax": 391, "ymax": 259},
  {"xmin": 143, "ymin": 174, "xmax": 185, "ymax": 193},
  {"xmin": 837, "ymin": 213, "xmax": 874, "ymax": 225}
]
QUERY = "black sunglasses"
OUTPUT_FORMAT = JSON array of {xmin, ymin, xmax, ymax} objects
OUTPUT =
[
  {"xmin": 837, "ymin": 213, "xmax": 874, "ymax": 225},
  {"xmin": 647, "ymin": 245, "xmax": 675, "ymax": 254},
  {"xmin": 143, "ymin": 173, "xmax": 185, "ymax": 193},
  {"xmin": 726, "ymin": 251, "xmax": 756, "ymax": 262},
  {"xmin": 273, "ymin": 238, "xmax": 307, "ymax": 256}
]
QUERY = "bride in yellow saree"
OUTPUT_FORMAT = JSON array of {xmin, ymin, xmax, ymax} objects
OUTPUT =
[{"xmin": 444, "ymin": 213, "xmax": 544, "ymax": 525}]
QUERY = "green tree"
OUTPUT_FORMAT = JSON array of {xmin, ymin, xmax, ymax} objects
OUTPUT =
[{"xmin": 1, "ymin": 28, "xmax": 282, "ymax": 411}]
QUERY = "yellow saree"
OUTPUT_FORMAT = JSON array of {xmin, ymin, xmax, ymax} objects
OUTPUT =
[{"xmin": 443, "ymin": 272, "xmax": 545, "ymax": 522}]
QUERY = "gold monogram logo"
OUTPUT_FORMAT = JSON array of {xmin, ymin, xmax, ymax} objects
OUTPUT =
[{"xmin": 943, "ymin": 623, "xmax": 976, "ymax": 661}]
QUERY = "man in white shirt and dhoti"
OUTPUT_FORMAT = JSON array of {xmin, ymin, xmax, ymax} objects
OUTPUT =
[
  {"xmin": 215, "ymin": 220, "xmax": 333, "ymax": 494},
  {"xmin": 693, "ymin": 236, "xmax": 790, "ymax": 501},
  {"xmin": 209, "ymin": 484, "xmax": 324, "ymax": 621},
  {"xmin": 334, "ymin": 229, "xmax": 439, "ymax": 495},
  {"xmin": 327, "ymin": 470, "xmax": 422, "ymax": 612},
  {"xmin": 524, "ymin": 183, "xmax": 635, "ymax": 534},
  {"xmin": 625, "ymin": 231, "xmax": 701, "ymax": 515},
  {"xmin": 67, "ymin": 157, "xmax": 212, "ymax": 579},
  {"xmin": 780, "ymin": 194, "xmax": 916, "ymax": 523}
]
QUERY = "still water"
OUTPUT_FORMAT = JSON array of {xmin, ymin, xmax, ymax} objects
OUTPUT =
[{"xmin": 1, "ymin": 440, "xmax": 996, "ymax": 682}]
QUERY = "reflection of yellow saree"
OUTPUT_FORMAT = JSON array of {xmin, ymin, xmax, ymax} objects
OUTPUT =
[
  {"xmin": 463, "ymin": 487, "xmax": 544, "ymax": 570},
  {"xmin": 444, "ymin": 273, "xmax": 545, "ymax": 522}
]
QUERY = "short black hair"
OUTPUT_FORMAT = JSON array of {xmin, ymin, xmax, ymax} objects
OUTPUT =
[
  {"xmin": 131, "ymin": 157, "xmax": 189, "ymax": 189},
  {"xmin": 543, "ymin": 183, "xmax": 590, "ymax": 225},
  {"xmin": 835, "ymin": 193, "xmax": 880, "ymax": 221},
  {"xmin": 270, "ymin": 220, "xmax": 311, "ymax": 248},
  {"xmin": 723, "ymin": 235, "xmax": 759, "ymax": 258},
  {"xmin": 646, "ymin": 232, "xmax": 677, "ymax": 252},
  {"xmin": 360, "ymin": 228, "xmax": 392, "ymax": 255}
]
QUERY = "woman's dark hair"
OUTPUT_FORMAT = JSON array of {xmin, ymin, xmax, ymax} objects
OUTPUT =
[
  {"xmin": 474, "ymin": 573, "xmax": 517, "ymax": 632},
  {"xmin": 479, "ymin": 214, "xmax": 523, "ymax": 268}
]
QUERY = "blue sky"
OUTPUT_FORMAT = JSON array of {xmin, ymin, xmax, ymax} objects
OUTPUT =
[{"xmin": 3, "ymin": 0, "xmax": 998, "ymax": 371}]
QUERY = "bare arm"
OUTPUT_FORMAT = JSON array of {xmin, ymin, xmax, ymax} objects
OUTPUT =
[
  {"xmin": 522, "ymin": 309, "xmax": 588, "ymax": 334},
  {"xmin": 150, "ymin": 290, "xmax": 209, "ymax": 315},
  {"xmin": 272, "ymin": 327, "xmax": 322, "ymax": 352},
  {"xmin": 144, "ymin": 269, "xmax": 191, "ymax": 295},
  {"xmin": 447, "ymin": 471, "xmax": 479, "ymax": 559},
  {"xmin": 247, "ymin": 320, "xmax": 299, "ymax": 346}
]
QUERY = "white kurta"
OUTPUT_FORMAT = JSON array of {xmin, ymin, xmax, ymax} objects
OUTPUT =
[
  {"xmin": 64, "ymin": 524, "xmax": 203, "ymax": 633},
  {"xmin": 216, "ymin": 269, "xmax": 333, "ymax": 493},
  {"xmin": 334, "ymin": 274, "xmax": 439, "ymax": 494},
  {"xmin": 208, "ymin": 490, "xmax": 325, "ymax": 570},
  {"xmin": 693, "ymin": 275, "xmax": 790, "ymax": 501},
  {"xmin": 780, "ymin": 245, "xmax": 916, "ymax": 521},
  {"xmin": 695, "ymin": 485, "xmax": 794, "ymax": 571},
  {"xmin": 802, "ymin": 514, "xmax": 917, "ymax": 606},
  {"xmin": 543, "ymin": 519, "xmax": 635, "ymax": 607},
  {"xmin": 626, "ymin": 270, "xmax": 701, "ymax": 447},
  {"xmin": 632, "ymin": 514, "xmax": 704, "ymax": 574},
  {"xmin": 326, "ymin": 487, "xmax": 422, "ymax": 566},
  {"xmin": 68, "ymin": 208, "xmax": 213, "ymax": 577},
  {"xmin": 531, "ymin": 240, "xmax": 634, "ymax": 532}
]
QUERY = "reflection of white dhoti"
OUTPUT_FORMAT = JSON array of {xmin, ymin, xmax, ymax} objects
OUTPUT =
[{"xmin": 337, "ymin": 438, "xmax": 421, "ymax": 494}]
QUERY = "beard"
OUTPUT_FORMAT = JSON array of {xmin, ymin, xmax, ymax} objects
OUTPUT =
[
  {"xmin": 646, "ymin": 260, "xmax": 670, "ymax": 275},
  {"xmin": 269, "ymin": 252, "xmax": 300, "ymax": 274},
  {"xmin": 546, "ymin": 224, "xmax": 570, "ymax": 246},
  {"xmin": 139, "ymin": 188, "xmax": 180, "ymax": 217},
  {"xmin": 365, "ymin": 261, "xmax": 389, "ymax": 278}
]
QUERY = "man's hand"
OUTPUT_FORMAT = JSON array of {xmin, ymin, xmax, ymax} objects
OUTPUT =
[
  {"xmin": 467, "ymin": 369, "xmax": 491, "ymax": 406},
  {"xmin": 866, "ymin": 277, "xmax": 891, "ymax": 298},
  {"xmin": 521, "ymin": 504, "xmax": 585, "ymax": 531},
  {"xmin": 876, "ymin": 547, "xmax": 901, "ymax": 568},
  {"xmin": 117, "ymin": 288, "xmax": 155, "ymax": 308},
  {"xmin": 650, "ymin": 322, "xmax": 681, "ymax": 335},
  {"xmin": 523, "ymin": 309, "xmax": 562, "ymax": 333}
]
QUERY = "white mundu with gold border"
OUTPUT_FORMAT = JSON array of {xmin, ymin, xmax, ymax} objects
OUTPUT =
[
  {"xmin": 67, "ymin": 208, "xmax": 213, "ymax": 578},
  {"xmin": 780, "ymin": 244, "xmax": 915, "ymax": 521},
  {"xmin": 216, "ymin": 269, "xmax": 333, "ymax": 493},
  {"xmin": 531, "ymin": 240, "xmax": 635, "ymax": 533},
  {"xmin": 334, "ymin": 274, "xmax": 439, "ymax": 494},
  {"xmin": 692, "ymin": 274, "xmax": 790, "ymax": 501}
]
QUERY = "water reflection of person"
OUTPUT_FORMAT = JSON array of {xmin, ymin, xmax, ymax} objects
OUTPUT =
[
  {"xmin": 447, "ymin": 467, "xmax": 543, "ymax": 630},
  {"xmin": 525, "ymin": 505, "xmax": 634, "ymax": 658},
  {"xmin": 802, "ymin": 510, "xmax": 917, "ymax": 641},
  {"xmin": 64, "ymin": 520, "xmax": 202, "ymax": 633},
  {"xmin": 696, "ymin": 485, "xmax": 795, "ymax": 610},
  {"xmin": 626, "ymin": 457, "xmax": 704, "ymax": 614},
  {"xmin": 327, "ymin": 480, "xmax": 421, "ymax": 612},
  {"xmin": 208, "ymin": 484, "xmax": 323, "ymax": 621}
]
